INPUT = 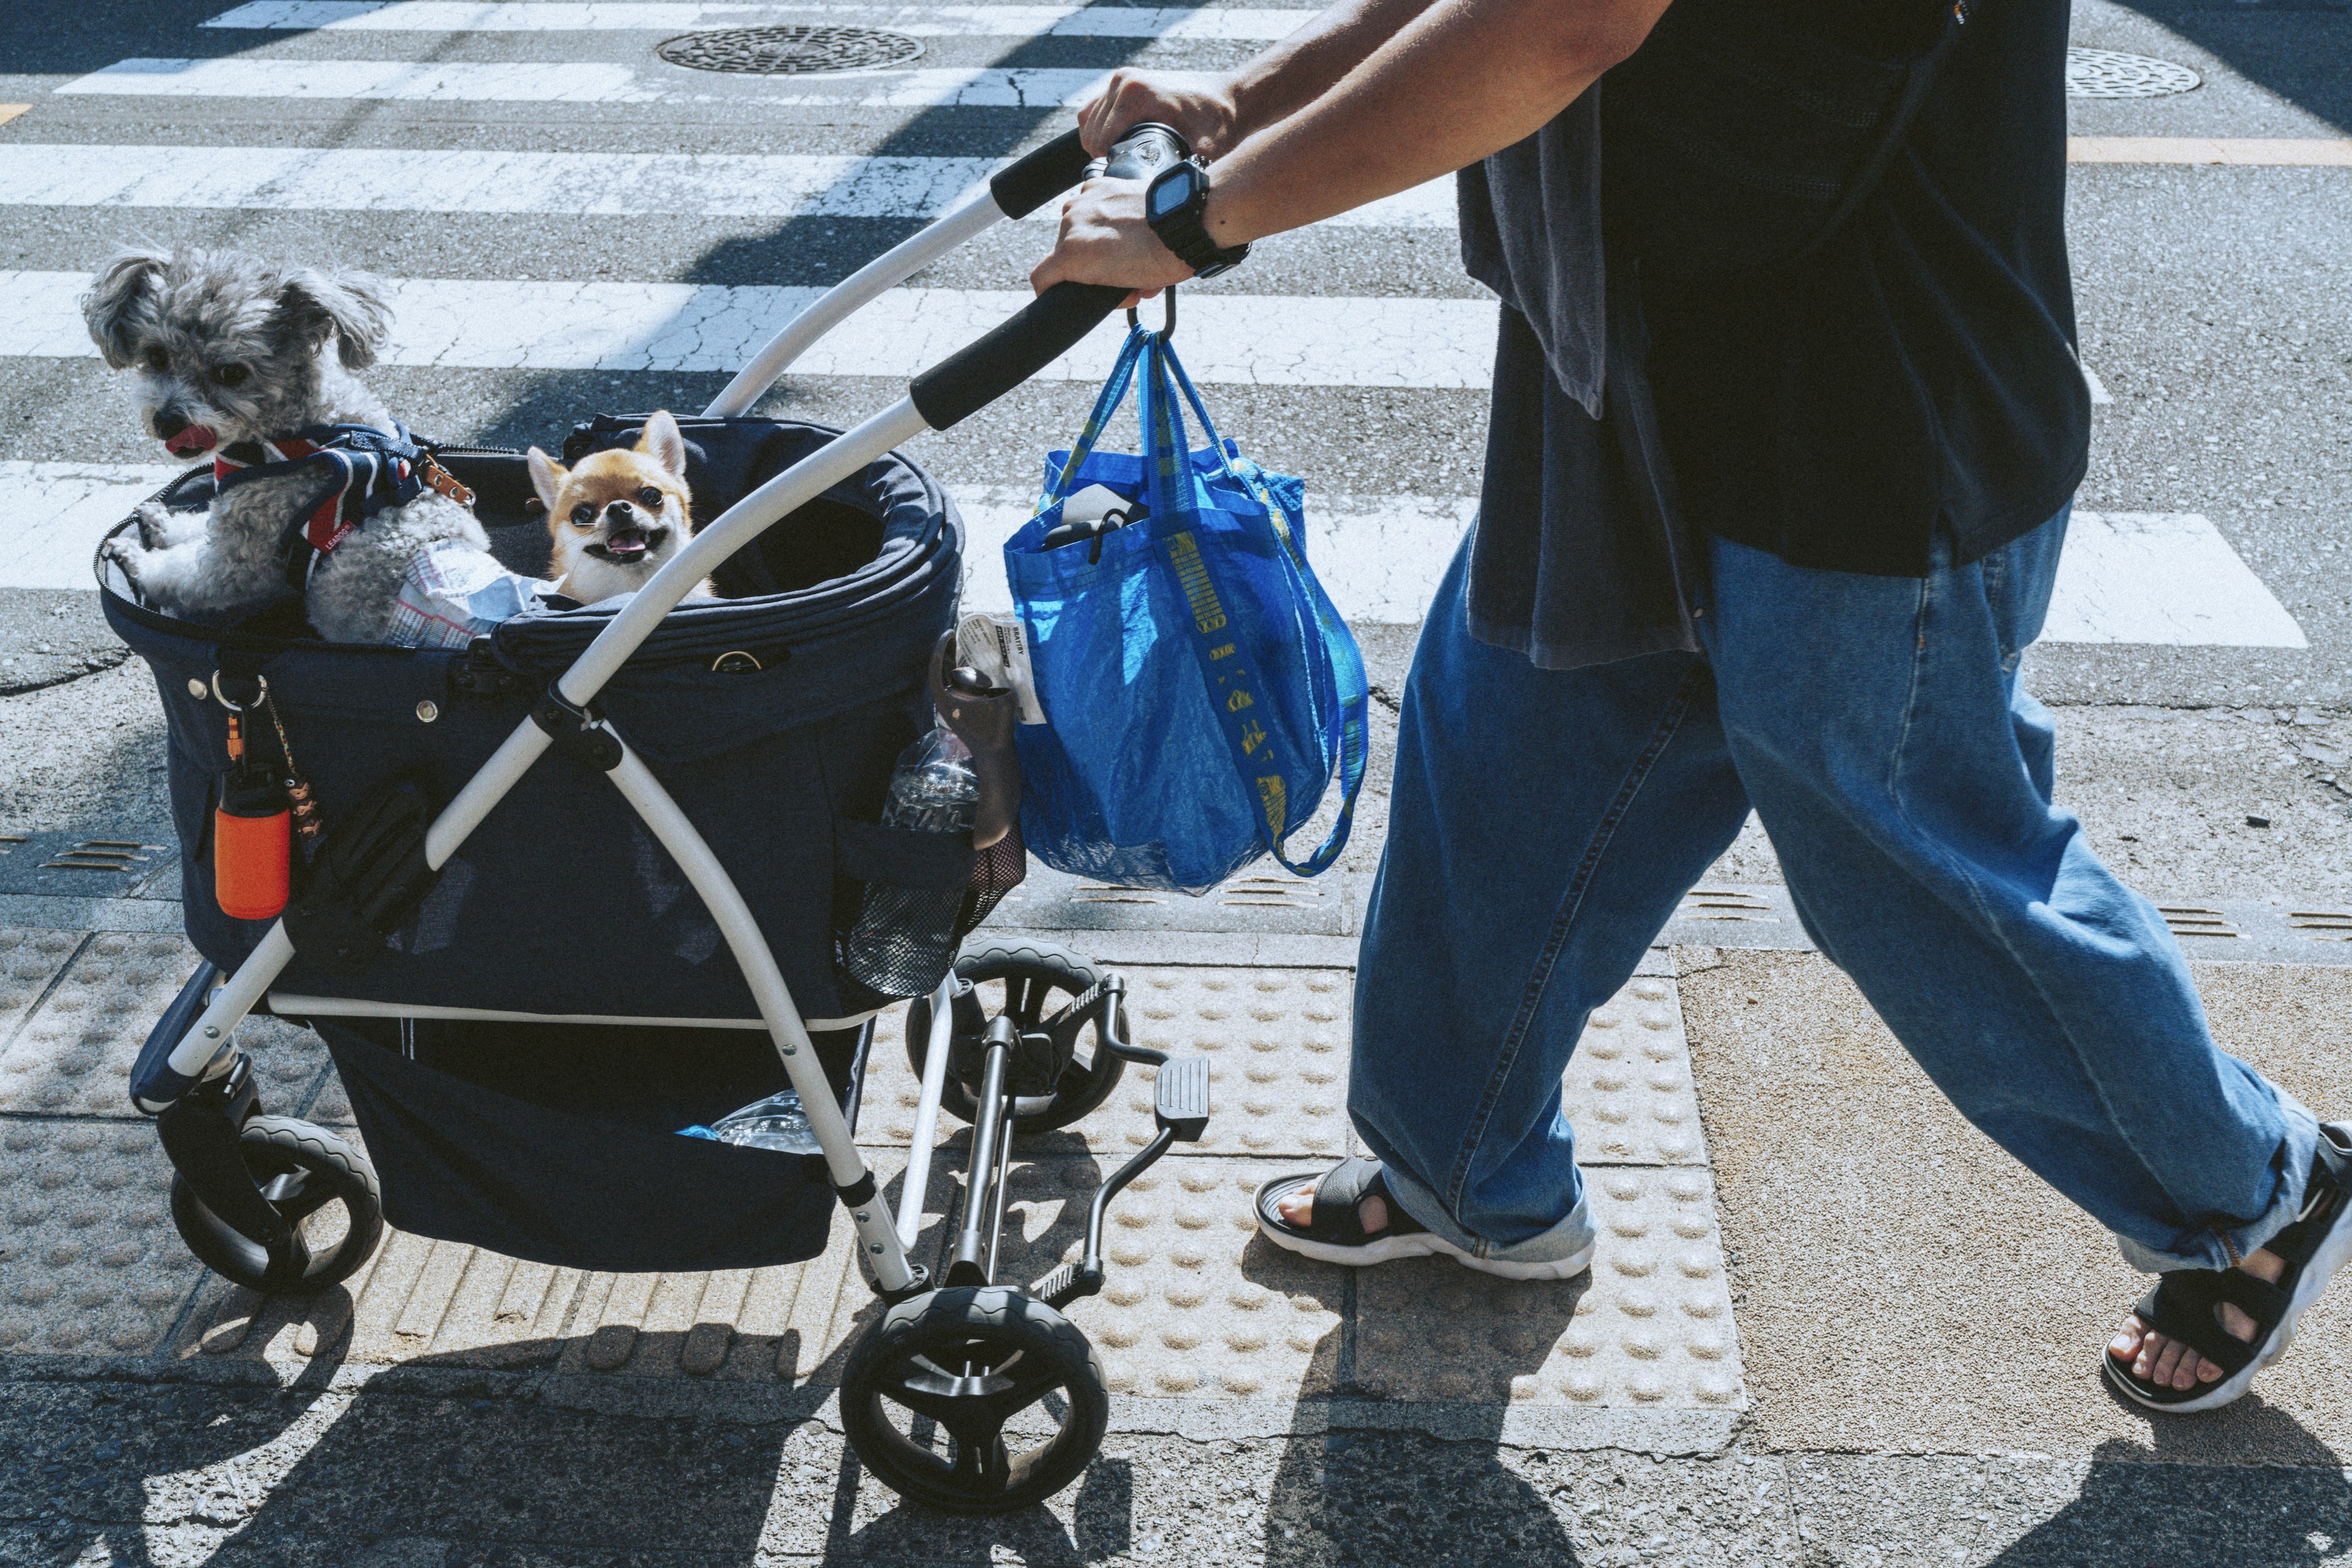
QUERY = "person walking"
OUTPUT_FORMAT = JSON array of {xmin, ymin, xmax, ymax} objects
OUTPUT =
[{"xmin": 1029, "ymin": 0, "xmax": 2352, "ymax": 1412}]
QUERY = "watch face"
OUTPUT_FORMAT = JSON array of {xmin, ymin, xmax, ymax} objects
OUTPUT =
[{"xmin": 1148, "ymin": 165, "xmax": 1198, "ymax": 218}]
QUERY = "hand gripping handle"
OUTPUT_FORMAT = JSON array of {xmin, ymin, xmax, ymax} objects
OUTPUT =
[{"xmin": 908, "ymin": 123, "xmax": 1194, "ymax": 431}]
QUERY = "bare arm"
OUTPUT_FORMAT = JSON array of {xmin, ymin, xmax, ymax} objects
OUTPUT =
[
  {"xmin": 1036, "ymin": 0, "xmax": 1670, "ymax": 295},
  {"xmin": 1078, "ymin": 0, "xmax": 1444, "ymax": 160}
]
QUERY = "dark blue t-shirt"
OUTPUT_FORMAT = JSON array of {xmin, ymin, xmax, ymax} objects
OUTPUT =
[{"xmin": 1637, "ymin": 0, "xmax": 2091, "ymax": 575}]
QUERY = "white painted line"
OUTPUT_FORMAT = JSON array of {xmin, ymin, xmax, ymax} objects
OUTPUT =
[
  {"xmin": 2082, "ymin": 364, "xmax": 2112, "ymax": 405},
  {"xmin": 0, "ymin": 142, "xmax": 1457, "ymax": 227},
  {"xmin": 57, "ymin": 58, "xmax": 1112, "ymax": 108},
  {"xmin": 6, "ymin": 461, "xmax": 185, "ymax": 592},
  {"xmin": 7, "ymin": 467, "xmax": 2312, "ymax": 654},
  {"xmin": 0, "ymin": 270, "xmax": 1498, "ymax": 385},
  {"xmin": 2045, "ymin": 511, "xmax": 2306, "ymax": 648},
  {"xmin": 204, "ymin": 1, "xmax": 1313, "ymax": 40},
  {"xmin": 951, "ymin": 484, "xmax": 1476, "ymax": 623}
]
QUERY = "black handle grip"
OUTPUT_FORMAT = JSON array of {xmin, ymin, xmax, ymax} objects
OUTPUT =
[
  {"xmin": 908, "ymin": 281, "xmax": 1129, "ymax": 430},
  {"xmin": 987, "ymin": 121, "xmax": 1194, "ymax": 221},
  {"xmin": 988, "ymin": 127, "xmax": 1091, "ymax": 220}
]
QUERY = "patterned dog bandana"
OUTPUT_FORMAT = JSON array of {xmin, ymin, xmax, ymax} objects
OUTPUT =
[{"xmin": 212, "ymin": 422, "xmax": 448, "ymax": 592}]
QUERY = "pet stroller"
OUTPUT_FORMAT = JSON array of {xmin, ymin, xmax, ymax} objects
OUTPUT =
[{"xmin": 104, "ymin": 126, "xmax": 1213, "ymax": 1515}]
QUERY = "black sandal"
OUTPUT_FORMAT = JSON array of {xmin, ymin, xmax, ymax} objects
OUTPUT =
[
  {"xmin": 1253, "ymin": 1157, "xmax": 1592, "ymax": 1280},
  {"xmin": 2104, "ymin": 1122, "xmax": 2352, "ymax": 1412}
]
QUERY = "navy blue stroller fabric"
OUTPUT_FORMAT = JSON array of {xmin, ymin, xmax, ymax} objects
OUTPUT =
[
  {"xmin": 1006, "ymin": 330, "xmax": 1368, "ymax": 894},
  {"xmin": 99, "ymin": 417, "xmax": 965, "ymax": 1272}
]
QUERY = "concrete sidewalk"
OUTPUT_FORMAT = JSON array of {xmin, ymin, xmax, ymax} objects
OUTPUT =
[{"xmin": 3, "ymin": 905, "xmax": 2350, "ymax": 1565}]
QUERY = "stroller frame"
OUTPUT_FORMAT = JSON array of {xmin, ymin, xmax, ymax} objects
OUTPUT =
[{"xmin": 126, "ymin": 124, "xmax": 1213, "ymax": 1508}]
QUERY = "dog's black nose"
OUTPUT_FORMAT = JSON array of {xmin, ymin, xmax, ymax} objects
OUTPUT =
[
  {"xmin": 153, "ymin": 410, "xmax": 188, "ymax": 440},
  {"xmin": 605, "ymin": 499, "xmax": 635, "ymax": 521}
]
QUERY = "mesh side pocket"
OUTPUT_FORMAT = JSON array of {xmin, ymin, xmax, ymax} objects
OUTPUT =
[
  {"xmin": 839, "ymin": 878, "xmax": 965, "ymax": 998},
  {"xmin": 837, "ymin": 827, "xmax": 1027, "ymax": 1000}
]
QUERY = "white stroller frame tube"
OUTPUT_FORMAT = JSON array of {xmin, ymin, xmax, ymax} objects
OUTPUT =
[
  {"xmin": 146, "ymin": 123, "xmax": 1183, "ymax": 1299},
  {"xmin": 702, "ymin": 189, "xmax": 1001, "ymax": 421},
  {"xmin": 898, "ymin": 974, "xmax": 958, "ymax": 1248}
]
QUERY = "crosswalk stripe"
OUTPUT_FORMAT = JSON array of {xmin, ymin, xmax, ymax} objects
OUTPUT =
[
  {"xmin": 10, "ymin": 462, "xmax": 2308, "ymax": 647},
  {"xmin": 0, "ymin": 270, "xmax": 1497, "ymax": 386},
  {"xmin": 0, "ymin": 143, "xmax": 1456, "ymax": 227},
  {"xmin": 58, "ymin": 58, "xmax": 1110, "ymax": 108},
  {"xmin": 204, "ymin": 2, "xmax": 1313, "ymax": 40}
]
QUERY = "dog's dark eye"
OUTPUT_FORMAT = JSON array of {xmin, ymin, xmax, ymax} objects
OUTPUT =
[
  {"xmin": 636, "ymin": 486, "xmax": 663, "ymax": 510},
  {"xmin": 210, "ymin": 363, "xmax": 249, "ymax": 388},
  {"xmin": 571, "ymin": 503, "xmax": 596, "ymax": 527},
  {"xmin": 143, "ymin": 347, "xmax": 168, "ymax": 372}
]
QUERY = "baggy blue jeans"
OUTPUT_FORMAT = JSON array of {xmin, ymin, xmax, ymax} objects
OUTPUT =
[{"xmin": 1354, "ymin": 507, "xmax": 2320, "ymax": 1273}]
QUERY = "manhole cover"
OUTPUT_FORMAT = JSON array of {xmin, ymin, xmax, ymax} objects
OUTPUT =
[
  {"xmin": 2065, "ymin": 47, "xmax": 2201, "ymax": 98},
  {"xmin": 657, "ymin": 24, "xmax": 924, "ymax": 75}
]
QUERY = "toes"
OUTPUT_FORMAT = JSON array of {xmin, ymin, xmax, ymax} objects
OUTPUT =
[
  {"xmin": 2109, "ymin": 1316, "xmax": 2147, "ymax": 1363},
  {"xmin": 2195, "ymin": 1355, "xmax": 2226, "ymax": 1385},
  {"xmin": 2150, "ymin": 1335, "xmax": 2193, "ymax": 1390},
  {"xmin": 1276, "ymin": 1182, "xmax": 1316, "ymax": 1226}
]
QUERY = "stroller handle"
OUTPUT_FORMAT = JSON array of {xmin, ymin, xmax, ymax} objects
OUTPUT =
[
  {"xmin": 908, "ymin": 280, "xmax": 1131, "ymax": 430},
  {"xmin": 702, "ymin": 122, "xmax": 1191, "ymax": 419}
]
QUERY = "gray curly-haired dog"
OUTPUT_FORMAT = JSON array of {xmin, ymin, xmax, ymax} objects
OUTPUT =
[{"xmin": 83, "ymin": 245, "xmax": 489, "ymax": 641}]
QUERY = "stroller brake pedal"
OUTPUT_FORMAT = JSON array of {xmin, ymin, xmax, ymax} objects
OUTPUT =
[{"xmin": 1153, "ymin": 1057, "xmax": 1211, "ymax": 1143}]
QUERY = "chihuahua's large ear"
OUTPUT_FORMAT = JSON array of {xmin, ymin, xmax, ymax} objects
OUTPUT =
[
  {"xmin": 274, "ymin": 267, "xmax": 394, "ymax": 370},
  {"xmin": 526, "ymin": 447, "xmax": 568, "ymax": 514},
  {"xmin": 82, "ymin": 246, "xmax": 172, "ymax": 369},
  {"xmin": 635, "ymin": 409, "xmax": 688, "ymax": 481}
]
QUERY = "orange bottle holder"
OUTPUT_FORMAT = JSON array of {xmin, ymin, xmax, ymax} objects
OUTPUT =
[{"xmin": 215, "ymin": 799, "xmax": 290, "ymax": 921}]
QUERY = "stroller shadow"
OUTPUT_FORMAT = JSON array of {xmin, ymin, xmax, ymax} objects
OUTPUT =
[{"xmin": 1989, "ymin": 1426, "xmax": 2352, "ymax": 1566}]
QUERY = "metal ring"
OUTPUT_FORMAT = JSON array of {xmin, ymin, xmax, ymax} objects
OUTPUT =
[
  {"xmin": 1124, "ymin": 284, "xmax": 1175, "ymax": 342},
  {"xmin": 208, "ymin": 669, "xmax": 268, "ymax": 712}
]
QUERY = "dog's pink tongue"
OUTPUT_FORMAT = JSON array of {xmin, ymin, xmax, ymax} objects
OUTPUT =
[{"xmin": 165, "ymin": 425, "xmax": 218, "ymax": 458}]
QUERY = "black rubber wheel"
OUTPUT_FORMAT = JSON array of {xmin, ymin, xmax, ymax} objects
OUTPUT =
[
  {"xmin": 906, "ymin": 940, "xmax": 1125, "ymax": 1134},
  {"xmin": 170, "ymin": 1115, "xmax": 383, "ymax": 1295},
  {"xmin": 841, "ymin": 1285, "xmax": 1109, "ymax": 1515}
]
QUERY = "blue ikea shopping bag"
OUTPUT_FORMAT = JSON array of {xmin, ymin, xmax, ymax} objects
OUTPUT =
[{"xmin": 1005, "ymin": 326, "xmax": 1368, "ymax": 895}]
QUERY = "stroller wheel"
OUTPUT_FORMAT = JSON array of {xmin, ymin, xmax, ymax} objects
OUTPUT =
[
  {"xmin": 170, "ymin": 1116, "xmax": 384, "ymax": 1296},
  {"xmin": 905, "ymin": 940, "xmax": 1125, "ymax": 1134},
  {"xmin": 841, "ymin": 1284, "xmax": 1109, "ymax": 1515}
]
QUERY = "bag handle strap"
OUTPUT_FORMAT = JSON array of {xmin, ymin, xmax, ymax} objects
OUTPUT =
[
  {"xmin": 1145, "ymin": 341, "xmax": 1368, "ymax": 879},
  {"xmin": 1040, "ymin": 326, "xmax": 1151, "ymax": 508}
]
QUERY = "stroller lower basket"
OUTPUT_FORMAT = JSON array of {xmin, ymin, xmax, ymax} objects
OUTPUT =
[{"xmin": 317, "ymin": 1013, "xmax": 873, "ymax": 1273}]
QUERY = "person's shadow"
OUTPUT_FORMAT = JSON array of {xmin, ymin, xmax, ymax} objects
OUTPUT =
[
  {"xmin": 1989, "ymin": 1405, "xmax": 2352, "ymax": 1565},
  {"xmin": 1257, "ymin": 1254, "xmax": 1589, "ymax": 1566}
]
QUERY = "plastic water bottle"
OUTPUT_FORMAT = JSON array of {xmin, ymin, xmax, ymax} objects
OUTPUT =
[
  {"xmin": 704, "ymin": 1090, "xmax": 822, "ymax": 1155},
  {"xmin": 880, "ymin": 725, "xmax": 977, "ymax": 834}
]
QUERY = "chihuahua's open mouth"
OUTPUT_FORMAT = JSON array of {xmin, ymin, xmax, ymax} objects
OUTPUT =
[
  {"xmin": 587, "ymin": 525, "xmax": 666, "ymax": 564},
  {"xmin": 164, "ymin": 424, "xmax": 219, "ymax": 459}
]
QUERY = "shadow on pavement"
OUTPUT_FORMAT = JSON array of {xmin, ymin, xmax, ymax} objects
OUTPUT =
[
  {"xmin": 2112, "ymin": 0, "xmax": 2352, "ymax": 132},
  {"xmin": 1993, "ymin": 1432, "xmax": 2352, "ymax": 1566}
]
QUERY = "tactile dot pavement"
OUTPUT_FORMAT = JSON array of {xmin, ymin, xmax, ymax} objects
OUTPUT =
[
  {"xmin": 1562, "ymin": 977, "xmax": 1708, "ymax": 1165},
  {"xmin": 0, "ymin": 1118, "xmax": 200, "ymax": 1356},
  {"xmin": 967, "ymin": 1155, "xmax": 1346, "ymax": 1400},
  {"xmin": 1354, "ymin": 1166, "xmax": 1744, "ymax": 1409},
  {"xmin": 0, "ymin": 928, "xmax": 83, "ymax": 1041},
  {"xmin": 859, "ymin": 968, "xmax": 1355, "ymax": 1159},
  {"xmin": 0, "ymin": 932, "xmax": 331, "ymax": 1119},
  {"xmin": 862, "ymin": 968, "xmax": 1700, "ymax": 1167}
]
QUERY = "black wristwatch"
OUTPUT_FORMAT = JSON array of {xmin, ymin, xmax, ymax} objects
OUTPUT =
[{"xmin": 1145, "ymin": 157, "xmax": 1251, "ymax": 279}]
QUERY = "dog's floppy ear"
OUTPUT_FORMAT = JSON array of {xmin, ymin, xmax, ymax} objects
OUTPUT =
[
  {"xmin": 635, "ymin": 409, "xmax": 688, "ymax": 481},
  {"xmin": 274, "ymin": 267, "xmax": 394, "ymax": 370},
  {"xmin": 82, "ymin": 246, "xmax": 172, "ymax": 369},
  {"xmin": 526, "ymin": 447, "xmax": 568, "ymax": 514}
]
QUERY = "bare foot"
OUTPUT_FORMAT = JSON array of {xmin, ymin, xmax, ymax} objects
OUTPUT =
[
  {"xmin": 1276, "ymin": 1181, "xmax": 1387, "ymax": 1235},
  {"xmin": 2108, "ymin": 1246, "xmax": 2286, "ymax": 1390}
]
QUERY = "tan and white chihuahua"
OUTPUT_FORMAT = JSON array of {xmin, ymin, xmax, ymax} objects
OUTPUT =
[{"xmin": 527, "ymin": 409, "xmax": 709, "ymax": 604}]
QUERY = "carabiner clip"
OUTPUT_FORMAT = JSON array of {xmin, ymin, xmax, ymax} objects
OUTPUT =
[
  {"xmin": 1125, "ymin": 285, "xmax": 1176, "ymax": 343},
  {"xmin": 209, "ymin": 669, "xmax": 268, "ymax": 713}
]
